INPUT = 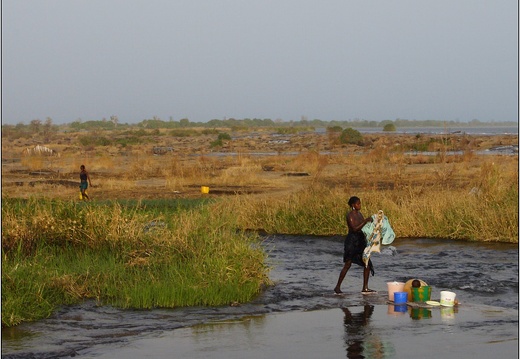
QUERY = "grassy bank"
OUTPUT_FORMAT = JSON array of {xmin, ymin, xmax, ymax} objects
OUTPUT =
[
  {"xmin": 216, "ymin": 159, "xmax": 518, "ymax": 243},
  {"xmin": 218, "ymin": 184, "xmax": 518, "ymax": 242},
  {"xmin": 1, "ymin": 198, "xmax": 270, "ymax": 327}
]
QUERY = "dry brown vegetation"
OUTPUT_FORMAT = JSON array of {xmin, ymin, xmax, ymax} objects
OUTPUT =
[{"xmin": 2, "ymin": 128, "xmax": 517, "ymax": 203}]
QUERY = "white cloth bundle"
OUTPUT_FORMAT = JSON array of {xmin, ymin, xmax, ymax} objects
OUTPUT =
[{"xmin": 362, "ymin": 210, "xmax": 395, "ymax": 267}]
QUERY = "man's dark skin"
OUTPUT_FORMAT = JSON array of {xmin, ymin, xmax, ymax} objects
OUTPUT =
[{"xmin": 334, "ymin": 199, "xmax": 374, "ymax": 294}]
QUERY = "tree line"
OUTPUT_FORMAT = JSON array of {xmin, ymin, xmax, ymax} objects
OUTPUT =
[{"xmin": 2, "ymin": 116, "xmax": 515, "ymax": 135}]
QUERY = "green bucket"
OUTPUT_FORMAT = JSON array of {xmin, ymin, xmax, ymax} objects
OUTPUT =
[{"xmin": 411, "ymin": 286, "xmax": 431, "ymax": 302}]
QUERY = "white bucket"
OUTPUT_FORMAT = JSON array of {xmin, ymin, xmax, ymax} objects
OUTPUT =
[
  {"xmin": 440, "ymin": 291, "xmax": 456, "ymax": 306},
  {"xmin": 387, "ymin": 281, "xmax": 405, "ymax": 301}
]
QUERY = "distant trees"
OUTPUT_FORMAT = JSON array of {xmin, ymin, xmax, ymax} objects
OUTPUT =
[
  {"xmin": 1, "ymin": 118, "xmax": 59, "ymax": 141},
  {"xmin": 70, "ymin": 119, "xmax": 120, "ymax": 130},
  {"xmin": 3, "ymin": 117, "xmax": 516, "ymax": 135},
  {"xmin": 139, "ymin": 118, "xmax": 173, "ymax": 129},
  {"xmin": 110, "ymin": 115, "xmax": 119, "ymax": 127},
  {"xmin": 42, "ymin": 118, "xmax": 57, "ymax": 141},
  {"xmin": 206, "ymin": 118, "xmax": 275, "ymax": 128},
  {"xmin": 30, "ymin": 119, "xmax": 42, "ymax": 134}
]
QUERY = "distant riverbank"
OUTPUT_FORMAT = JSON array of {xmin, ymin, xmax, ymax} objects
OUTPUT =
[{"xmin": 316, "ymin": 125, "xmax": 519, "ymax": 135}]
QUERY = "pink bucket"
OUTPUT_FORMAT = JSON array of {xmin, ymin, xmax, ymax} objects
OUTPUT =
[{"xmin": 387, "ymin": 281, "xmax": 405, "ymax": 301}]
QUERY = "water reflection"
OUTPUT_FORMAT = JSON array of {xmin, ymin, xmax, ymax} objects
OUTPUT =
[
  {"xmin": 440, "ymin": 306, "xmax": 457, "ymax": 322},
  {"xmin": 386, "ymin": 304, "xmax": 458, "ymax": 321},
  {"xmin": 342, "ymin": 305, "xmax": 385, "ymax": 358},
  {"xmin": 387, "ymin": 304, "xmax": 407, "ymax": 316},
  {"xmin": 410, "ymin": 307, "xmax": 432, "ymax": 320}
]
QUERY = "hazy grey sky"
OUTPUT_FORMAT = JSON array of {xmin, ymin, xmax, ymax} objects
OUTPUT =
[{"xmin": 2, "ymin": 0, "xmax": 518, "ymax": 125}]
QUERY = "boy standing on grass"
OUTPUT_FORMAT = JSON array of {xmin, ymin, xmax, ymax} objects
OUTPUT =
[{"xmin": 79, "ymin": 165, "xmax": 92, "ymax": 200}]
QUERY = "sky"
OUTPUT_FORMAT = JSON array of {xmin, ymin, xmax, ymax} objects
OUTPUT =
[{"xmin": 1, "ymin": 0, "xmax": 518, "ymax": 125}]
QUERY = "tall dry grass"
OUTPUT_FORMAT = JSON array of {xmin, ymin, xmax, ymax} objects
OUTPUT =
[
  {"xmin": 216, "ymin": 154, "xmax": 518, "ymax": 242},
  {"xmin": 4, "ymin": 134, "xmax": 518, "ymax": 243}
]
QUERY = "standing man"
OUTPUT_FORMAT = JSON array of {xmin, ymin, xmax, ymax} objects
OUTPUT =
[
  {"xmin": 334, "ymin": 196, "xmax": 375, "ymax": 295},
  {"xmin": 79, "ymin": 165, "xmax": 92, "ymax": 200}
]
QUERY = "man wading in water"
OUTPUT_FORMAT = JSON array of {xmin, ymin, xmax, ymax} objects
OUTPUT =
[
  {"xmin": 334, "ymin": 196, "xmax": 376, "ymax": 295},
  {"xmin": 79, "ymin": 165, "xmax": 92, "ymax": 200}
]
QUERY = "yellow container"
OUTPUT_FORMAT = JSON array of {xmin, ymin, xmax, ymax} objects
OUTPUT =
[
  {"xmin": 403, "ymin": 279, "xmax": 428, "ymax": 301},
  {"xmin": 79, "ymin": 190, "xmax": 87, "ymax": 200},
  {"xmin": 201, "ymin": 186, "xmax": 210, "ymax": 194}
]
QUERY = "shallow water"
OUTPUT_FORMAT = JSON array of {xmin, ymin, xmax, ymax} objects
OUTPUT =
[
  {"xmin": 77, "ymin": 304, "xmax": 519, "ymax": 359},
  {"xmin": 322, "ymin": 126, "xmax": 519, "ymax": 135},
  {"xmin": 2, "ymin": 236, "xmax": 518, "ymax": 358}
]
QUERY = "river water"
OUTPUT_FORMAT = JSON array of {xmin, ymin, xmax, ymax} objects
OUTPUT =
[
  {"xmin": 352, "ymin": 126, "xmax": 519, "ymax": 135},
  {"xmin": 2, "ymin": 236, "xmax": 518, "ymax": 358}
]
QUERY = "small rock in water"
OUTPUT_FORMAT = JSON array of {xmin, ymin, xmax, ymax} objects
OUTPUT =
[{"xmin": 381, "ymin": 246, "xmax": 397, "ymax": 256}]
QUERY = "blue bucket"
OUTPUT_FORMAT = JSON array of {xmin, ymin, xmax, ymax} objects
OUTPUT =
[{"xmin": 394, "ymin": 291, "xmax": 408, "ymax": 304}]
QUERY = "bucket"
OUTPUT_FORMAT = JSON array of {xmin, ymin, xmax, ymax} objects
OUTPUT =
[
  {"xmin": 394, "ymin": 291, "xmax": 408, "ymax": 304},
  {"xmin": 403, "ymin": 279, "xmax": 428, "ymax": 300},
  {"xmin": 200, "ymin": 186, "xmax": 210, "ymax": 194},
  {"xmin": 387, "ymin": 281, "xmax": 405, "ymax": 301},
  {"xmin": 412, "ymin": 286, "xmax": 432, "ymax": 302},
  {"xmin": 440, "ymin": 291, "xmax": 456, "ymax": 306}
]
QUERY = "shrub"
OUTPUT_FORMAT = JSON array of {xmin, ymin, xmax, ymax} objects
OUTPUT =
[
  {"xmin": 218, "ymin": 133, "xmax": 231, "ymax": 141},
  {"xmin": 339, "ymin": 128, "xmax": 364, "ymax": 145},
  {"xmin": 383, "ymin": 123, "xmax": 396, "ymax": 132},
  {"xmin": 78, "ymin": 135, "xmax": 112, "ymax": 146},
  {"xmin": 327, "ymin": 126, "xmax": 343, "ymax": 133}
]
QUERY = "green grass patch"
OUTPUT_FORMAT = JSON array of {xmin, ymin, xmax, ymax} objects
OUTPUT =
[{"xmin": 1, "ymin": 198, "xmax": 270, "ymax": 327}]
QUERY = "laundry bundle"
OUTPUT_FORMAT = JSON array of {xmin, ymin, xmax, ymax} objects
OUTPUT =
[{"xmin": 361, "ymin": 210, "xmax": 395, "ymax": 267}]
